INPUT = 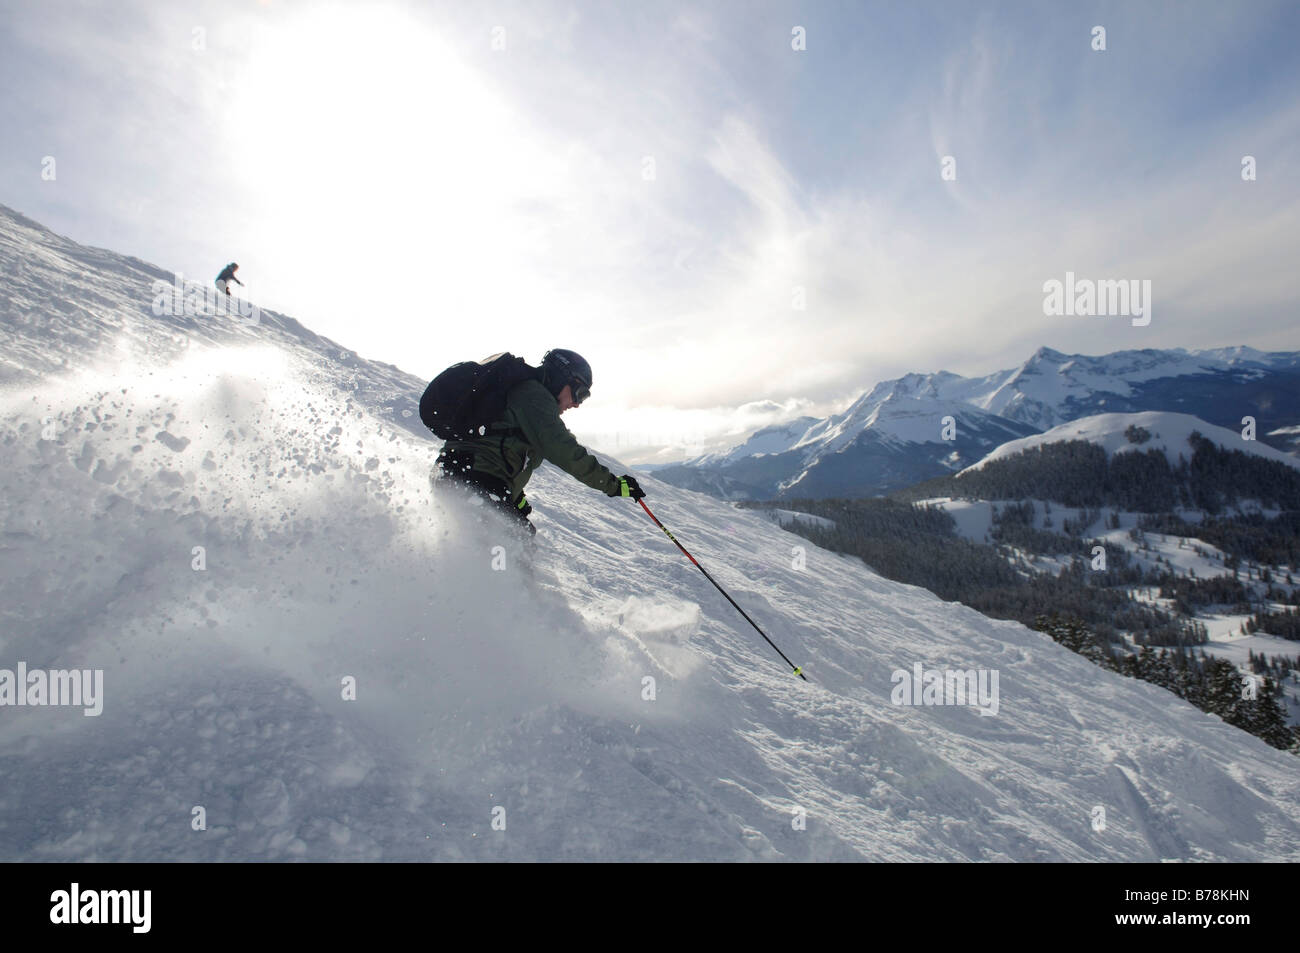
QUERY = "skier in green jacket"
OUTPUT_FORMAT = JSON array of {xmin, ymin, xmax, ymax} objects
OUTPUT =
[{"xmin": 436, "ymin": 349, "xmax": 645, "ymax": 535}]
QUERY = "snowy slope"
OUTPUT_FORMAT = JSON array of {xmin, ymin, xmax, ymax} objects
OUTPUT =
[
  {"xmin": 2, "ymin": 204, "xmax": 1299, "ymax": 862},
  {"xmin": 962, "ymin": 411, "xmax": 1300, "ymax": 474},
  {"xmin": 0, "ymin": 204, "xmax": 425, "ymax": 437}
]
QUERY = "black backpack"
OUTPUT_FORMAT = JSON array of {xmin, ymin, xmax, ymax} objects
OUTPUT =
[{"xmin": 419, "ymin": 352, "xmax": 538, "ymax": 440}]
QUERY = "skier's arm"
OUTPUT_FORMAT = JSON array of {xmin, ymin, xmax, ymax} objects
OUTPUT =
[
  {"xmin": 234, "ymin": 276, "xmax": 244, "ymax": 286},
  {"xmin": 512, "ymin": 383, "xmax": 620, "ymax": 495}
]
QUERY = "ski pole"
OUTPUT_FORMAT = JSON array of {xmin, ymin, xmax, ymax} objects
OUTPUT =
[{"xmin": 638, "ymin": 499, "xmax": 807, "ymax": 681}]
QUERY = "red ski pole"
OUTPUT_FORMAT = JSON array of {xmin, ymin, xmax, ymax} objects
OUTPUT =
[{"xmin": 638, "ymin": 499, "xmax": 807, "ymax": 681}]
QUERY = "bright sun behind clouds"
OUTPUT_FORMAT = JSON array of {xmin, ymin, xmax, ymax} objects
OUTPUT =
[
  {"xmin": 226, "ymin": 5, "xmax": 564, "ymax": 364},
  {"xmin": 234, "ymin": 5, "xmax": 508, "ymax": 236}
]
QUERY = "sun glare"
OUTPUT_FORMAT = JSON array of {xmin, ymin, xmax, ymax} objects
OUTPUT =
[{"xmin": 228, "ymin": 6, "xmax": 539, "ymax": 324}]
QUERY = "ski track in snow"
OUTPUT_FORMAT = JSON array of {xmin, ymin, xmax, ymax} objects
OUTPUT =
[{"xmin": 1, "ymin": 204, "xmax": 1299, "ymax": 861}]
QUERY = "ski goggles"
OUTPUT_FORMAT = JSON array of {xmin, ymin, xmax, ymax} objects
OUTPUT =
[{"xmin": 571, "ymin": 379, "xmax": 591, "ymax": 405}]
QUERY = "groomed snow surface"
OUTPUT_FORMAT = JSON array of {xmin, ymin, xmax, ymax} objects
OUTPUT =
[{"xmin": 2, "ymin": 344, "xmax": 1299, "ymax": 862}]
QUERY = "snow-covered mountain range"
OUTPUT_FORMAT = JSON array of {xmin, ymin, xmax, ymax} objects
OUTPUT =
[
  {"xmin": 660, "ymin": 345, "xmax": 1300, "ymax": 500},
  {"xmin": 2, "ymin": 203, "xmax": 1298, "ymax": 861},
  {"xmin": 935, "ymin": 345, "xmax": 1299, "ymax": 432}
]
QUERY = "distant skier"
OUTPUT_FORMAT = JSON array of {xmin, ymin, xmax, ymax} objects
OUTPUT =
[
  {"xmin": 215, "ymin": 262, "xmax": 243, "ymax": 296},
  {"xmin": 429, "ymin": 349, "xmax": 645, "ymax": 536}
]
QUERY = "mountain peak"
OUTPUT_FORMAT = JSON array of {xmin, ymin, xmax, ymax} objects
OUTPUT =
[{"xmin": 1029, "ymin": 345, "xmax": 1069, "ymax": 363}]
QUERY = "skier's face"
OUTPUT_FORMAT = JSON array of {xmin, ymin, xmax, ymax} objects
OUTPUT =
[{"xmin": 557, "ymin": 385, "xmax": 577, "ymax": 414}]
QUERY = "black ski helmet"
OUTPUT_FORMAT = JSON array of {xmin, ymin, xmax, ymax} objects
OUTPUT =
[{"xmin": 541, "ymin": 349, "xmax": 592, "ymax": 400}]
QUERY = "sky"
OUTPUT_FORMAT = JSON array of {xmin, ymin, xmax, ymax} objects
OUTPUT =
[{"xmin": 2, "ymin": 0, "xmax": 1298, "ymax": 464}]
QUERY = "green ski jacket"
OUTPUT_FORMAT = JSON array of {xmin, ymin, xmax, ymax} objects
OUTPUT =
[{"xmin": 441, "ymin": 377, "xmax": 620, "ymax": 501}]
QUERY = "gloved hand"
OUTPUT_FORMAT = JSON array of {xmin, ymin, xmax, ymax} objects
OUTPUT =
[{"xmin": 615, "ymin": 474, "xmax": 646, "ymax": 500}]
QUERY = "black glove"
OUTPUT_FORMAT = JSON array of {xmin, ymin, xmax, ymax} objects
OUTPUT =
[{"xmin": 615, "ymin": 474, "xmax": 646, "ymax": 500}]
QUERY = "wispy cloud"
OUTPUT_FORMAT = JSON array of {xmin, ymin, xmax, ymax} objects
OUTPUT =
[{"xmin": 2, "ymin": 0, "xmax": 1296, "ymax": 465}]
